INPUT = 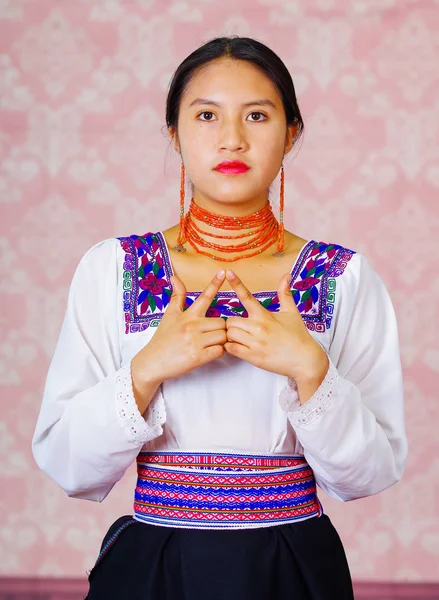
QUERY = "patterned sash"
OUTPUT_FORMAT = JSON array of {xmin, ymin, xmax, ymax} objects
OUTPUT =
[{"xmin": 133, "ymin": 451, "xmax": 323, "ymax": 530}]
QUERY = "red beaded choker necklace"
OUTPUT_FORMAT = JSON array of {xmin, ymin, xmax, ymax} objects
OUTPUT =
[{"xmin": 174, "ymin": 198, "xmax": 285, "ymax": 262}]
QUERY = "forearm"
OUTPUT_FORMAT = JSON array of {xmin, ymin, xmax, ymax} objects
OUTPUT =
[
  {"xmin": 33, "ymin": 363, "xmax": 166, "ymax": 501},
  {"xmin": 301, "ymin": 375, "xmax": 405, "ymax": 500},
  {"xmin": 282, "ymin": 358, "xmax": 406, "ymax": 501},
  {"xmin": 33, "ymin": 371, "xmax": 143, "ymax": 501}
]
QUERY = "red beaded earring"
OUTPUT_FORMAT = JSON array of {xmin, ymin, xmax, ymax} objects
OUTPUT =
[
  {"xmin": 174, "ymin": 159, "xmax": 187, "ymax": 252},
  {"xmin": 273, "ymin": 162, "xmax": 285, "ymax": 257}
]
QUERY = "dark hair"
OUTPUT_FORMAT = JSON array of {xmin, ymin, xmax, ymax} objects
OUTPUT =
[{"xmin": 165, "ymin": 36, "xmax": 304, "ymax": 140}]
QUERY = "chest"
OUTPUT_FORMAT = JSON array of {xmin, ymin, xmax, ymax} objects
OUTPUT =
[
  {"xmin": 167, "ymin": 251, "xmax": 297, "ymax": 294},
  {"xmin": 165, "ymin": 232, "xmax": 312, "ymax": 294},
  {"xmin": 117, "ymin": 231, "xmax": 355, "ymax": 337}
]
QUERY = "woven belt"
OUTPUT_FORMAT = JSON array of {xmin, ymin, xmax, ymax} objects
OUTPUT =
[{"xmin": 133, "ymin": 451, "xmax": 323, "ymax": 530}]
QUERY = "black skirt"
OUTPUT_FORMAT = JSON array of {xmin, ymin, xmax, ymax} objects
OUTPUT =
[{"xmin": 85, "ymin": 513, "xmax": 354, "ymax": 600}]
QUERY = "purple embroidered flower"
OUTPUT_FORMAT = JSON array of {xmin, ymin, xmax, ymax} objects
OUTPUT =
[
  {"xmin": 139, "ymin": 273, "xmax": 167, "ymax": 294},
  {"xmin": 293, "ymin": 277, "xmax": 320, "ymax": 291},
  {"xmin": 206, "ymin": 307, "xmax": 222, "ymax": 318}
]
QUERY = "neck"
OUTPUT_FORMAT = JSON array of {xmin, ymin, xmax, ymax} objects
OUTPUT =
[
  {"xmin": 191, "ymin": 196, "xmax": 269, "ymax": 247},
  {"xmin": 175, "ymin": 196, "xmax": 284, "ymax": 262}
]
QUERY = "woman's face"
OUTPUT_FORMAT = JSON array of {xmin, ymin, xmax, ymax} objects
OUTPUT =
[{"xmin": 171, "ymin": 58, "xmax": 297, "ymax": 214}]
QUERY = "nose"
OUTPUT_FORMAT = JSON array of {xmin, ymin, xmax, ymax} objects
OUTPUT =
[{"xmin": 218, "ymin": 118, "xmax": 249, "ymax": 152}]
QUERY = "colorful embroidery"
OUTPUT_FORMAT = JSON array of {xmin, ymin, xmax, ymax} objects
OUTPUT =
[
  {"xmin": 118, "ymin": 234, "xmax": 172, "ymax": 333},
  {"xmin": 117, "ymin": 232, "xmax": 355, "ymax": 334},
  {"xmin": 291, "ymin": 242, "xmax": 356, "ymax": 332},
  {"xmin": 134, "ymin": 451, "xmax": 323, "ymax": 529},
  {"xmin": 141, "ymin": 451, "xmax": 308, "ymax": 471}
]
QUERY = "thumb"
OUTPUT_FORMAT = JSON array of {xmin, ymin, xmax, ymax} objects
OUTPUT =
[
  {"xmin": 277, "ymin": 273, "xmax": 298, "ymax": 312},
  {"xmin": 168, "ymin": 274, "xmax": 187, "ymax": 314}
]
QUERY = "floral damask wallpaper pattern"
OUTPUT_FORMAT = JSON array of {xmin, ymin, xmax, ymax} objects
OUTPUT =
[{"xmin": 1, "ymin": 0, "xmax": 438, "ymax": 581}]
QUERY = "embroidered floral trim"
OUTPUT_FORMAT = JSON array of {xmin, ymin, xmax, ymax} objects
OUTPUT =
[
  {"xmin": 279, "ymin": 357, "xmax": 338, "ymax": 427},
  {"xmin": 292, "ymin": 243, "xmax": 355, "ymax": 333},
  {"xmin": 115, "ymin": 362, "xmax": 166, "ymax": 444},
  {"xmin": 118, "ymin": 234, "xmax": 170, "ymax": 333},
  {"xmin": 117, "ymin": 232, "xmax": 356, "ymax": 333}
]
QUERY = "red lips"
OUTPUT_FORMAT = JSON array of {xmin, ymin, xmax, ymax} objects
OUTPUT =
[{"xmin": 214, "ymin": 160, "xmax": 250, "ymax": 174}]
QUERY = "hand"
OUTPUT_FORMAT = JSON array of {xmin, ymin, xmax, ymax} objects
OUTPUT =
[
  {"xmin": 224, "ymin": 270, "xmax": 329, "ymax": 388},
  {"xmin": 132, "ymin": 270, "xmax": 227, "ymax": 389}
]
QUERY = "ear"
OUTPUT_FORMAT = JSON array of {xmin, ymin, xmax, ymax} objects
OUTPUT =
[
  {"xmin": 284, "ymin": 122, "xmax": 300, "ymax": 155},
  {"xmin": 169, "ymin": 126, "xmax": 181, "ymax": 154}
]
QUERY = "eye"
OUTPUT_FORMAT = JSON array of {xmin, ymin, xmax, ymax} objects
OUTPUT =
[
  {"xmin": 197, "ymin": 111, "xmax": 268, "ymax": 122},
  {"xmin": 197, "ymin": 111, "xmax": 217, "ymax": 121},
  {"xmin": 247, "ymin": 112, "xmax": 267, "ymax": 122}
]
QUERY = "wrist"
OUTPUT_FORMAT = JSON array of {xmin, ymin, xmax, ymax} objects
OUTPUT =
[
  {"xmin": 295, "ymin": 353, "xmax": 329, "ymax": 384},
  {"xmin": 292, "ymin": 346, "xmax": 329, "ymax": 406},
  {"xmin": 131, "ymin": 350, "xmax": 164, "ymax": 387},
  {"xmin": 130, "ymin": 355, "xmax": 163, "ymax": 414}
]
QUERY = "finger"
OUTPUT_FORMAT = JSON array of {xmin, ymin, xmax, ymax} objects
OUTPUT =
[
  {"xmin": 198, "ymin": 317, "xmax": 227, "ymax": 332},
  {"xmin": 188, "ymin": 270, "xmax": 226, "ymax": 316},
  {"xmin": 277, "ymin": 272, "xmax": 300, "ymax": 313},
  {"xmin": 225, "ymin": 270, "xmax": 265, "ymax": 317},
  {"xmin": 226, "ymin": 317, "xmax": 264, "ymax": 336},
  {"xmin": 203, "ymin": 344, "xmax": 226, "ymax": 363},
  {"xmin": 168, "ymin": 275, "xmax": 187, "ymax": 314},
  {"xmin": 202, "ymin": 329, "xmax": 228, "ymax": 348},
  {"xmin": 224, "ymin": 341, "xmax": 252, "ymax": 358},
  {"xmin": 226, "ymin": 326, "xmax": 253, "ymax": 347}
]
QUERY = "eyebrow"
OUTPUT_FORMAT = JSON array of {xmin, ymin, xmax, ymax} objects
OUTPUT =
[{"xmin": 188, "ymin": 98, "xmax": 277, "ymax": 109}]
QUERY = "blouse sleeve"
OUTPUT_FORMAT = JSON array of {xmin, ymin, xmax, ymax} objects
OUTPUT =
[
  {"xmin": 279, "ymin": 252, "xmax": 408, "ymax": 502},
  {"xmin": 31, "ymin": 238, "xmax": 165, "ymax": 502}
]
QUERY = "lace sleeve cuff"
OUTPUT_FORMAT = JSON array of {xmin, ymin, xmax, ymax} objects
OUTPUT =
[
  {"xmin": 279, "ymin": 356, "xmax": 338, "ymax": 427},
  {"xmin": 115, "ymin": 362, "xmax": 166, "ymax": 445}
]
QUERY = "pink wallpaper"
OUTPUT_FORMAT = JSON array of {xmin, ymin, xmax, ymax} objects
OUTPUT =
[{"xmin": 1, "ymin": 0, "xmax": 438, "ymax": 582}]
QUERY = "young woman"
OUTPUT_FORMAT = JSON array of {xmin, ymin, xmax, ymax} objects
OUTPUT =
[{"xmin": 32, "ymin": 36, "xmax": 407, "ymax": 599}]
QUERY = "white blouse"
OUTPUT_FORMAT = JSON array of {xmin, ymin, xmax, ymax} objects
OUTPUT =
[{"xmin": 31, "ymin": 231, "xmax": 408, "ymax": 507}]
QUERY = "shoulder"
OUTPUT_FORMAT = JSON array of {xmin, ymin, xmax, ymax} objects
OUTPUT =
[
  {"xmin": 78, "ymin": 232, "xmax": 160, "ymax": 268},
  {"xmin": 63, "ymin": 238, "xmax": 125, "ymax": 308},
  {"xmin": 68, "ymin": 237, "xmax": 122, "ymax": 284},
  {"xmin": 116, "ymin": 232, "xmax": 158, "ymax": 254},
  {"xmin": 292, "ymin": 239, "xmax": 358, "ymax": 298},
  {"xmin": 305, "ymin": 239, "xmax": 357, "ymax": 275},
  {"xmin": 78, "ymin": 237, "xmax": 121, "ymax": 265},
  {"xmin": 73, "ymin": 232, "xmax": 160, "ymax": 286},
  {"xmin": 308, "ymin": 241, "xmax": 381, "ymax": 293},
  {"xmin": 302, "ymin": 239, "xmax": 383, "ymax": 296},
  {"xmin": 115, "ymin": 231, "xmax": 164, "ymax": 279},
  {"xmin": 292, "ymin": 239, "xmax": 365, "ymax": 333},
  {"xmin": 302, "ymin": 241, "xmax": 390, "ymax": 331}
]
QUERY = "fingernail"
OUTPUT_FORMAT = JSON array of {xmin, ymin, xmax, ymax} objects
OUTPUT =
[
  {"xmin": 216, "ymin": 269, "xmax": 225, "ymax": 279},
  {"xmin": 226, "ymin": 270, "xmax": 235, "ymax": 279}
]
